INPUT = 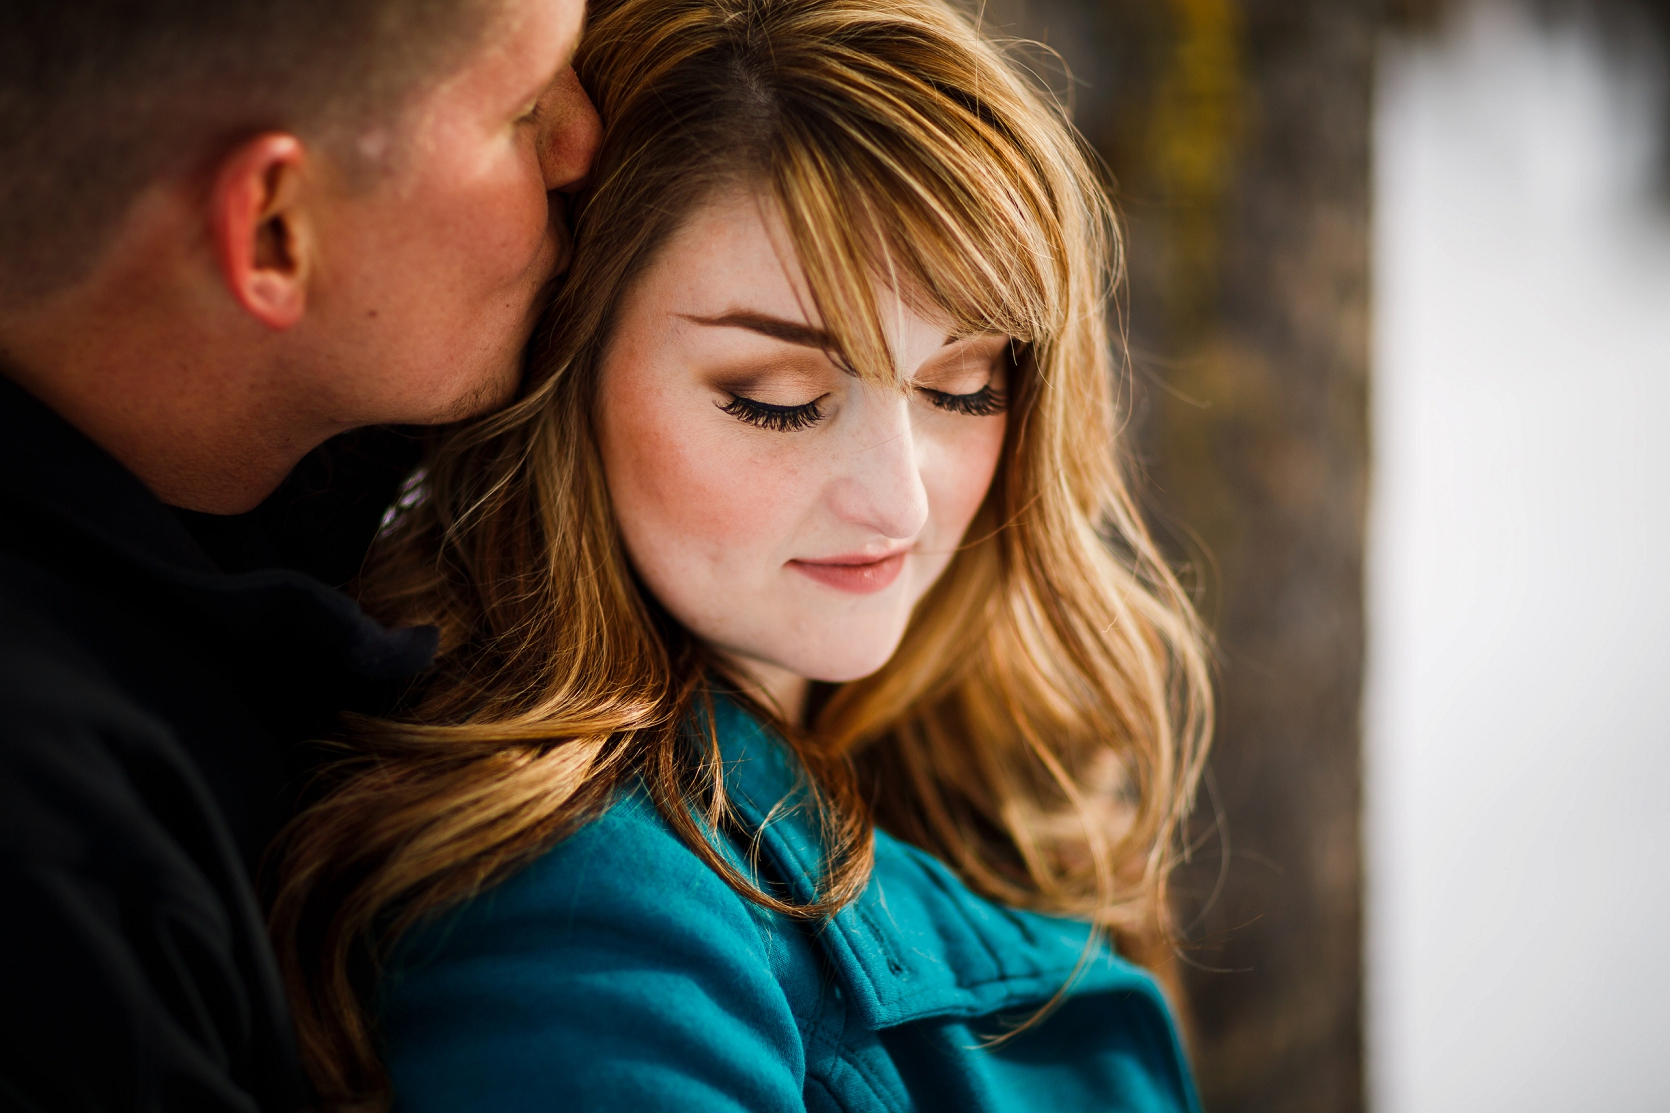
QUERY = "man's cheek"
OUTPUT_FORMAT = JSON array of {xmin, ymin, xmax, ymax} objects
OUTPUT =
[{"xmin": 430, "ymin": 161, "xmax": 551, "ymax": 289}]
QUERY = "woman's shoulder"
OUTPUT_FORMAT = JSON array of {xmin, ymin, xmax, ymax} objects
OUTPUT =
[
  {"xmin": 380, "ymin": 701, "xmax": 1198, "ymax": 1112},
  {"xmin": 399, "ymin": 785, "xmax": 758, "ymax": 952},
  {"xmin": 381, "ymin": 785, "xmax": 809, "ymax": 1113}
]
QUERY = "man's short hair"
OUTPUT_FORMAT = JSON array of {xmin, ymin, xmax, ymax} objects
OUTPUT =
[{"xmin": 0, "ymin": 0, "xmax": 500, "ymax": 301}]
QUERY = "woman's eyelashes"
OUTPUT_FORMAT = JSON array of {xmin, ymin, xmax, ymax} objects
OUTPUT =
[
  {"xmin": 718, "ymin": 380, "xmax": 1008, "ymax": 432},
  {"xmin": 719, "ymin": 392, "xmax": 827, "ymax": 431},
  {"xmin": 920, "ymin": 382, "xmax": 1007, "ymax": 417}
]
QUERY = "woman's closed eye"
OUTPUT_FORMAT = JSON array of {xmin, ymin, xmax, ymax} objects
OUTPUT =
[
  {"xmin": 919, "ymin": 382, "xmax": 1007, "ymax": 417},
  {"xmin": 719, "ymin": 392, "xmax": 829, "ymax": 431},
  {"xmin": 721, "ymin": 382, "xmax": 1007, "ymax": 430}
]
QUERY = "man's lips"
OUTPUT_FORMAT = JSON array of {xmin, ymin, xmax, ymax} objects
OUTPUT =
[{"xmin": 789, "ymin": 551, "xmax": 908, "ymax": 595}]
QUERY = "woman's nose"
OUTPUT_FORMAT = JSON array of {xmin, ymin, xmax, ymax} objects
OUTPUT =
[{"xmin": 825, "ymin": 392, "xmax": 931, "ymax": 541}]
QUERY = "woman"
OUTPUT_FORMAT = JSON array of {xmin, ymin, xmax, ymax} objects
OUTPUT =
[{"xmin": 272, "ymin": 0, "xmax": 1213, "ymax": 1109}]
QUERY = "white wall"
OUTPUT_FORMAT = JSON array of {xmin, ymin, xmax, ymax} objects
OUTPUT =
[{"xmin": 1369, "ymin": 4, "xmax": 1670, "ymax": 1111}]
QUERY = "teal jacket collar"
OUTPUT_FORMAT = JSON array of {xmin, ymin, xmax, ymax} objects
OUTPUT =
[{"xmin": 711, "ymin": 696, "xmax": 1174, "ymax": 1032}]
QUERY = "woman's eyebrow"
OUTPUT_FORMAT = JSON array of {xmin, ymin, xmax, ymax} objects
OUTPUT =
[{"xmin": 681, "ymin": 311, "xmax": 832, "ymax": 349}]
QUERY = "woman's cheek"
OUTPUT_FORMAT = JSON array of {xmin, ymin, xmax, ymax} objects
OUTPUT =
[
  {"xmin": 611, "ymin": 389, "xmax": 810, "ymax": 583},
  {"xmin": 925, "ymin": 415, "xmax": 1006, "ymax": 542},
  {"xmin": 652, "ymin": 427, "xmax": 800, "ymax": 556}
]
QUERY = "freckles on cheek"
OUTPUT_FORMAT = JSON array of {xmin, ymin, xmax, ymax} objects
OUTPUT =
[
  {"xmin": 925, "ymin": 418, "xmax": 1006, "ymax": 542},
  {"xmin": 618, "ymin": 410, "xmax": 793, "ymax": 572}
]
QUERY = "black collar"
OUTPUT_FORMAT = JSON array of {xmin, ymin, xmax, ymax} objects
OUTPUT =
[{"xmin": 0, "ymin": 372, "xmax": 437, "ymax": 690}]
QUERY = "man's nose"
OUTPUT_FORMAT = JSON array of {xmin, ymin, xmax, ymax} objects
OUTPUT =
[
  {"xmin": 827, "ymin": 394, "xmax": 931, "ymax": 541},
  {"xmin": 539, "ymin": 68, "xmax": 602, "ymax": 194}
]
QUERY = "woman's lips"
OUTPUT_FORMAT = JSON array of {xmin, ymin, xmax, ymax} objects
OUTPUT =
[{"xmin": 789, "ymin": 551, "xmax": 908, "ymax": 594}]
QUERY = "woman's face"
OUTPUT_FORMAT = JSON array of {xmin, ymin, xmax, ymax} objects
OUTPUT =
[{"xmin": 594, "ymin": 191, "xmax": 1008, "ymax": 709}]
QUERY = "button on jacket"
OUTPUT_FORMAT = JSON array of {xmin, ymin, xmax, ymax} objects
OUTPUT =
[
  {"xmin": 384, "ymin": 697, "xmax": 1201, "ymax": 1112},
  {"xmin": 0, "ymin": 375, "xmax": 432, "ymax": 1112}
]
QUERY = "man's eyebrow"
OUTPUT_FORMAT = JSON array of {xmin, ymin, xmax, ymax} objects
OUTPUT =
[{"xmin": 681, "ymin": 311, "xmax": 833, "ymax": 349}]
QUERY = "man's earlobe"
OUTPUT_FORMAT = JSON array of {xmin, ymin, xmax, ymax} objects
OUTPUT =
[{"xmin": 210, "ymin": 133, "xmax": 312, "ymax": 330}]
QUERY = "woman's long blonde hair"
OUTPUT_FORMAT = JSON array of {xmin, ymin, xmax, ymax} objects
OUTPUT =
[{"xmin": 269, "ymin": 0, "xmax": 1213, "ymax": 1107}]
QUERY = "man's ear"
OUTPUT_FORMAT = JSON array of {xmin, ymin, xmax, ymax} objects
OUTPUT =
[{"xmin": 209, "ymin": 133, "xmax": 313, "ymax": 330}]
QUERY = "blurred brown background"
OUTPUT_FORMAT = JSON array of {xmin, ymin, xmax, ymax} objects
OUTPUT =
[
  {"xmin": 976, "ymin": 3, "xmax": 1375, "ymax": 1107},
  {"xmin": 962, "ymin": 1, "xmax": 1670, "ymax": 1111}
]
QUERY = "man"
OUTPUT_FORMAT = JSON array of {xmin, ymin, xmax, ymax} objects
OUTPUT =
[{"xmin": 0, "ymin": 1, "xmax": 600, "ymax": 1108}]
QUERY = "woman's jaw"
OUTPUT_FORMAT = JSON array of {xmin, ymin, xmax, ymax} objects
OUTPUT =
[{"xmin": 705, "ymin": 540, "xmax": 959, "ymax": 724}]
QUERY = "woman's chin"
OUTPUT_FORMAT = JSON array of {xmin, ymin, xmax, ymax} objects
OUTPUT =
[{"xmin": 783, "ymin": 637, "xmax": 907, "ymax": 686}]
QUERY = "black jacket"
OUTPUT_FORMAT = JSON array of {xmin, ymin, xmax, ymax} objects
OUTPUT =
[{"xmin": 0, "ymin": 375, "xmax": 434, "ymax": 1112}]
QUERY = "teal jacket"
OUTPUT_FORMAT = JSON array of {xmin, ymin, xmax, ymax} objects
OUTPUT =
[{"xmin": 382, "ymin": 698, "xmax": 1200, "ymax": 1112}]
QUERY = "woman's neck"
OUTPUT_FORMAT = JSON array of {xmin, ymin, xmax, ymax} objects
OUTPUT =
[{"xmin": 716, "ymin": 651, "xmax": 810, "ymax": 727}]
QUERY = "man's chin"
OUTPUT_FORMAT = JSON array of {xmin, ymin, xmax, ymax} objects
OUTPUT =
[
  {"xmin": 411, "ymin": 239, "xmax": 561, "ymax": 427},
  {"xmin": 434, "ymin": 359, "xmax": 523, "ymax": 423}
]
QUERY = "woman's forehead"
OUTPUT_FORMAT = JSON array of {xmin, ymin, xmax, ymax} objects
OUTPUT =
[
  {"xmin": 634, "ymin": 192, "xmax": 972, "ymax": 370},
  {"xmin": 645, "ymin": 192, "xmax": 816, "ymax": 324}
]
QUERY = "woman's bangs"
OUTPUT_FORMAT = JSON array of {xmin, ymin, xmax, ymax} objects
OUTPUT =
[{"xmin": 770, "ymin": 108, "xmax": 1056, "ymax": 385}]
